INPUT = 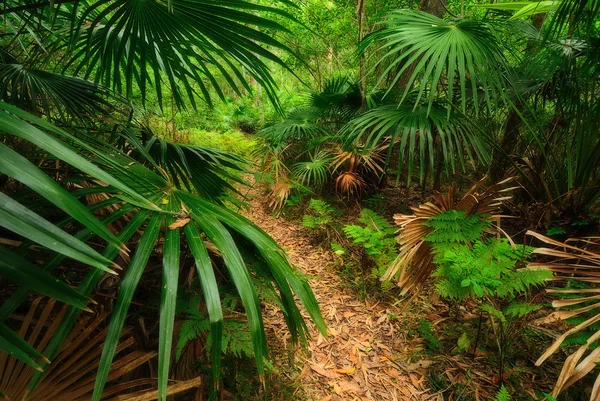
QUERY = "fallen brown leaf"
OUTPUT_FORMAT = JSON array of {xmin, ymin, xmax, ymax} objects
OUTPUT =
[{"xmin": 168, "ymin": 218, "xmax": 190, "ymax": 230}]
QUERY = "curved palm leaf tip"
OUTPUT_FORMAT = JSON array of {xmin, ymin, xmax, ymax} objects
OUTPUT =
[
  {"xmin": 527, "ymin": 232, "xmax": 600, "ymax": 400},
  {"xmin": 0, "ymin": 63, "xmax": 117, "ymax": 120},
  {"xmin": 63, "ymin": 0, "xmax": 298, "ymax": 110},
  {"xmin": 344, "ymin": 104, "xmax": 489, "ymax": 184},
  {"xmin": 361, "ymin": 10, "xmax": 508, "ymax": 114}
]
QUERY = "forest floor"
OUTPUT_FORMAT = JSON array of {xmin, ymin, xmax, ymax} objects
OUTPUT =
[{"xmin": 241, "ymin": 186, "xmax": 438, "ymax": 401}]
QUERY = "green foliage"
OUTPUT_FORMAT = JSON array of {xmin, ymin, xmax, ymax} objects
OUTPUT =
[
  {"xmin": 493, "ymin": 385, "xmax": 511, "ymax": 401},
  {"xmin": 176, "ymin": 295, "xmax": 253, "ymax": 362},
  {"xmin": 302, "ymin": 199, "xmax": 338, "ymax": 230},
  {"xmin": 330, "ymin": 242, "xmax": 347, "ymax": 256},
  {"xmin": 417, "ymin": 318, "xmax": 442, "ymax": 352},
  {"xmin": 457, "ymin": 332, "xmax": 470, "ymax": 353},
  {"xmin": 291, "ymin": 151, "xmax": 333, "ymax": 187},
  {"xmin": 187, "ymin": 129, "xmax": 257, "ymax": 158},
  {"xmin": 424, "ymin": 210, "xmax": 490, "ymax": 245},
  {"xmin": 546, "ymin": 227, "xmax": 566, "ymax": 236},
  {"xmin": 433, "ymin": 240, "xmax": 550, "ymax": 300},
  {"xmin": 424, "ymin": 210, "xmax": 550, "ymax": 301},
  {"xmin": 343, "ymin": 209, "xmax": 397, "ymax": 277}
]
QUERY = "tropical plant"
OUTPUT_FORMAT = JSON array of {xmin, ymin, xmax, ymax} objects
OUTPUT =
[
  {"xmin": 527, "ymin": 231, "xmax": 600, "ymax": 400},
  {"xmin": 383, "ymin": 176, "xmax": 517, "ymax": 293},
  {"xmin": 343, "ymin": 208, "xmax": 397, "ymax": 277},
  {"xmin": 0, "ymin": 298, "xmax": 202, "ymax": 400},
  {"xmin": 0, "ymin": 1, "xmax": 327, "ymax": 399},
  {"xmin": 343, "ymin": 103, "xmax": 489, "ymax": 185},
  {"xmin": 361, "ymin": 9, "xmax": 508, "ymax": 114}
]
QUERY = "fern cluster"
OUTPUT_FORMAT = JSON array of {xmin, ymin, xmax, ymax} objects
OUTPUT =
[
  {"xmin": 424, "ymin": 210, "xmax": 490, "ymax": 244},
  {"xmin": 343, "ymin": 209, "xmax": 396, "ymax": 256},
  {"xmin": 175, "ymin": 294, "xmax": 254, "ymax": 362},
  {"xmin": 343, "ymin": 209, "xmax": 397, "ymax": 276},
  {"xmin": 433, "ymin": 239, "xmax": 550, "ymax": 300},
  {"xmin": 426, "ymin": 210, "xmax": 550, "ymax": 301},
  {"xmin": 302, "ymin": 199, "xmax": 339, "ymax": 229}
]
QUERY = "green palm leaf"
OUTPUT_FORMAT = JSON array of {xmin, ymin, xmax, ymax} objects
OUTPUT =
[
  {"xmin": 158, "ymin": 216, "xmax": 181, "ymax": 401},
  {"xmin": 0, "ymin": 192, "xmax": 116, "ymax": 274},
  {"xmin": 0, "ymin": 246, "xmax": 91, "ymax": 311},
  {"xmin": 0, "ymin": 62, "xmax": 118, "ymax": 118},
  {"xmin": 191, "ymin": 211, "xmax": 268, "ymax": 373},
  {"xmin": 61, "ymin": 0, "xmax": 296, "ymax": 109},
  {"xmin": 291, "ymin": 151, "xmax": 333, "ymax": 187},
  {"xmin": 184, "ymin": 223, "xmax": 223, "ymax": 393},
  {"xmin": 344, "ymin": 103, "xmax": 489, "ymax": 183},
  {"xmin": 362, "ymin": 10, "xmax": 508, "ymax": 114},
  {"xmin": 143, "ymin": 135, "xmax": 247, "ymax": 200},
  {"xmin": 0, "ymin": 324, "xmax": 48, "ymax": 371},
  {"xmin": 0, "ymin": 142, "xmax": 123, "ymax": 251},
  {"xmin": 92, "ymin": 214, "xmax": 161, "ymax": 401}
]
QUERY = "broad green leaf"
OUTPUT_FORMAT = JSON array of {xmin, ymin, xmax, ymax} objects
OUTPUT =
[
  {"xmin": 191, "ymin": 211, "xmax": 267, "ymax": 373},
  {"xmin": 0, "ymin": 102, "xmax": 157, "ymax": 210},
  {"xmin": 0, "ymin": 203, "xmax": 134, "ymax": 323},
  {"xmin": 0, "ymin": 142, "xmax": 123, "ymax": 251},
  {"xmin": 0, "ymin": 323, "xmax": 48, "ymax": 370},
  {"xmin": 182, "ymin": 193, "xmax": 327, "ymax": 338},
  {"xmin": 0, "ymin": 331, "xmax": 42, "ymax": 372}
]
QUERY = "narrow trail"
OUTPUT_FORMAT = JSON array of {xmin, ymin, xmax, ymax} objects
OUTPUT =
[{"xmin": 242, "ymin": 193, "xmax": 434, "ymax": 401}]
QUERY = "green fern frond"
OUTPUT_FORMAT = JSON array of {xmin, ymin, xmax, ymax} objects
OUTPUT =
[{"xmin": 494, "ymin": 384, "xmax": 511, "ymax": 401}]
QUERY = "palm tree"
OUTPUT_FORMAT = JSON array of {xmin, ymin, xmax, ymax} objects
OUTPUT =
[{"xmin": 0, "ymin": 1, "xmax": 326, "ymax": 400}]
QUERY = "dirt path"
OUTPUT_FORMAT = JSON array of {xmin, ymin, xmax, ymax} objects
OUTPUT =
[{"xmin": 242, "ymin": 196, "xmax": 434, "ymax": 401}]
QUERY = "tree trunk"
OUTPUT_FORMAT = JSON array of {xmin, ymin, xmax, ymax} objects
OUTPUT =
[
  {"xmin": 419, "ymin": 0, "xmax": 446, "ymax": 18},
  {"xmin": 356, "ymin": 0, "xmax": 367, "ymax": 109}
]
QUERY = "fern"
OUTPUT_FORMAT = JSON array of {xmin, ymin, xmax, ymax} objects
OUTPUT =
[
  {"xmin": 432, "ymin": 239, "xmax": 549, "ymax": 301},
  {"xmin": 493, "ymin": 385, "xmax": 511, "ymax": 401},
  {"xmin": 417, "ymin": 318, "xmax": 442, "ymax": 351},
  {"xmin": 302, "ymin": 199, "xmax": 338, "ymax": 229},
  {"xmin": 175, "ymin": 293, "xmax": 254, "ymax": 362},
  {"xmin": 424, "ymin": 210, "xmax": 490, "ymax": 245},
  {"xmin": 343, "ymin": 209, "xmax": 397, "ymax": 276}
]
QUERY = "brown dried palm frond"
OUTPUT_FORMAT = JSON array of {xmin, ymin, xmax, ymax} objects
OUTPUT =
[
  {"xmin": 335, "ymin": 171, "xmax": 366, "ymax": 197},
  {"xmin": 267, "ymin": 178, "xmax": 292, "ymax": 211},
  {"xmin": 0, "ymin": 298, "xmax": 200, "ymax": 401},
  {"xmin": 331, "ymin": 142, "xmax": 388, "ymax": 197},
  {"xmin": 383, "ymin": 176, "xmax": 516, "ymax": 294},
  {"xmin": 330, "ymin": 142, "xmax": 388, "ymax": 177},
  {"xmin": 527, "ymin": 231, "xmax": 600, "ymax": 400}
]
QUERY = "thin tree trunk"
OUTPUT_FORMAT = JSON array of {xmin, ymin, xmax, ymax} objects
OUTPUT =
[{"xmin": 357, "ymin": 0, "xmax": 367, "ymax": 109}]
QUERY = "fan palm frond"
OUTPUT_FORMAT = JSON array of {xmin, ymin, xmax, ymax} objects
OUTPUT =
[
  {"xmin": 291, "ymin": 151, "xmax": 333, "ymax": 187},
  {"xmin": 362, "ymin": 10, "xmax": 508, "ymax": 114},
  {"xmin": 0, "ymin": 299, "xmax": 201, "ymax": 400},
  {"xmin": 259, "ymin": 107, "xmax": 325, "ymax": 147},
  {"xmin": 0, "ymin": 62, "xmax": 119, "ymax": 119},
  {"xmin": 343, "ymin": 103, "xmax": 489, "ymax": 183},
  {"xmin": 56, "ymin": 0, "xmax": 297, "ymax": 109}
]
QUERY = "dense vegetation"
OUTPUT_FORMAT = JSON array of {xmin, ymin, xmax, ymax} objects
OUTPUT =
[{"xmin": 0, "ymin": 0, "xmax": 599, "ymax": 400}]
